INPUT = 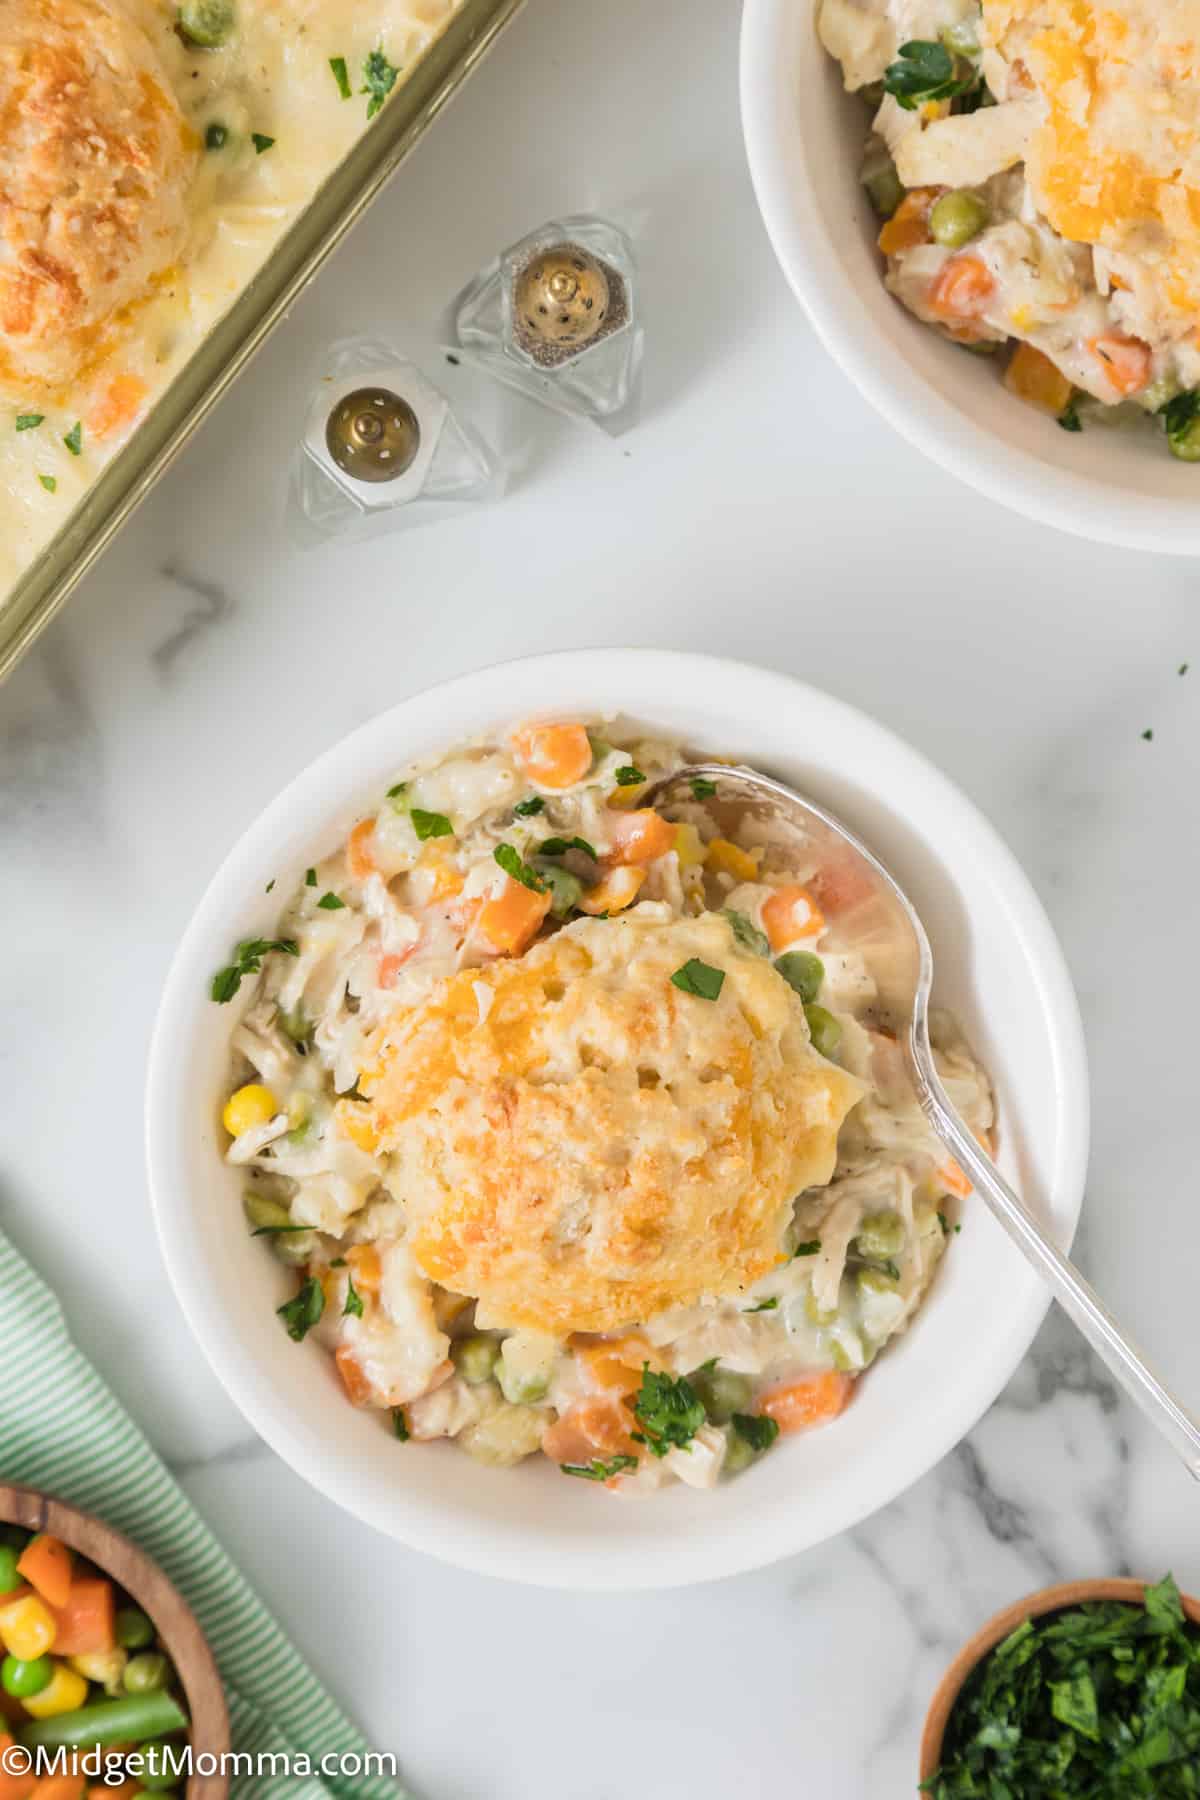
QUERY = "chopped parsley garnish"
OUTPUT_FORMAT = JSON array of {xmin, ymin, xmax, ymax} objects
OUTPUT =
[
  {"xmin": 1180, "ymin": 663, "xmax": 1190, "ymax": 677},
  {"xmin": 252, "ymin": 133, "xmax": 275, "ymax": 154},
  {"xmin": 690, "ymin": 775, "xmax": 717, "ymax": 799},
  {"xmin": 537, "ymin": 835, "xmax": 597, "ymax": 861},
  {"xmin": 329, "ymin": 55, "xmax": 351, "ymax": 99},
  {"xmin": 731, "ymin": 1413, "xmax": 780, "ymax": 1455},
  {"xmin": 792, "ymin": 1239, "xmax": 822, "ymax": 1258},
  {"xmin": 277, "ymin": 1277, "xmax": 324, "ymax": 1342},
  {"xmin": 392, "ymin": 1408, "xmax": 410, "ymax": 1441},
  {"xmin": 560, "ymin": 1454, "xmax": 639, "ymax": 1482},
  {"xmin": 1142, "ymin": 728, "xmax": 1154, "ymax": 742},
  {"xmin": 343, "ymin": 1270, "xmax": 364, "ymax": 1318},
  {"xmin": 1160, "ymin": 390, "xmax": 1200, "ymax": 452},
  {"xmin": 494, "ymin": 843, "xmax": 546, "ymax": 891},
  {"xmin": 38, "ymin": 475, "xmax": 56, "ymax": 493},
  {"xmin": 923, "ymin": 1573, "xmax": 1200, "ymax": 1798},
  {"xmin": 631, "ymin": 1367, "xmax": 706, "ymax": 1458},
  {"xmin": 211, "ymin": 936, "xmax": 299, "ymax": 1003},
  {"xmin": 670, "ymin": 958, "xmax": 725, "ymax": 1001},
  {"xmin": 513, "ymin": 795, "xmax": 544, "ymax": 817},
  {"xmin": 410, "ymin": 807, "xmax": 453, "ymax": 840},
  {"xmin": 264, "ymin": 879, "xmax": 275, "ymax": 893},
  {"xmin": 316, "ymin": 892, "xmax": 346, "ymax": 910},
  {"xmin": 722, "ymin": 907, "xmax": 769, "ymax": 956},
  {"xmin": 615, "ymin": 765, "xmax": 645, "ymax": 787},
  {"xmin": 883, "ymin": 40, "xmax": 975, "ymax": 110},
  {"xmin": 329, "ymin": 1257, "xmax": 346, "ymax": 1268},
  {"xmin": 15, "ymin": 414, "xmax": 43, "ymax": 432},
  {"xmin": 362, "ymin": 48, "xmax": 399, "ymax": 119},
  {"xmin": 205, "ymin": 122, "xmax": 228, "ymax": 150},
  {"xmin": 878, "ymin": 1259, "xmax": 901, "ymax": 1280},
  {"xmin": 743, "ymin": 1297, "xmax": 778, "ymax": 1313},
  {"xmin": 250, "ymin": 1223, "xmax": 309, "ymax": 1237},
  {"xmin": 937, "ymin": 1212, "xmax": 961, "ymax": 1236},
  {"xmin": 387, "ymin": 781, "xmax": 408, "ymax": 800},
  {"xmin": 305, "ymin": 867, "xmax": 317, "ymax": 886},
  {"xmin": 63, "ymin": 421, "xmax": 82, "ymax": 456},
  {"xmin": 1058, "ymin": 398, "xmax": 1083, "ymax": 433}
]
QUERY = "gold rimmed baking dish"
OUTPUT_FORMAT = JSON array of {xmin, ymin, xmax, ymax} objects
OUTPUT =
[{"xmin": 0, "ymin": 0, "xmax": 524, "ymax": 685}]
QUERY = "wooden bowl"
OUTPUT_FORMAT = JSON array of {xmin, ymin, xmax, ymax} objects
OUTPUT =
[
  {"xmin": 920, "ymin": 1577, "xmax": 1200, "ymax": 1782},
  {"xmin": 0, "ymin": 1485, "xmax": 229, "ymax": 1798}
]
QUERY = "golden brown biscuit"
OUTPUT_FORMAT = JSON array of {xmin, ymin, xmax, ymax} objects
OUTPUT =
[
  {"xmin": 360, "ymin": 909, "xmax": 864, "ymax": 1335},
  {"xmin": 0, "ymin": 0, "xmax": 196, "ymax": 393}
]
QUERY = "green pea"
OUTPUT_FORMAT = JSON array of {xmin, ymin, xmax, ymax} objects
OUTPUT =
[
  {"xmin": 853, "ymin": 1209, "xmax": 906, "ymax": 1260},
  {"xmin": 137, "ymin": 1738, "xmax": 182, "ymax": 1791},
  {"xmin": 775, "ymin": 951, "xmax": 824, "ymax": 1004},
  {"xmin": 497, "ymin": 1363, "xmax": 549, "ymax": 1405},
  {"xmin": 178, "ymin": 0, "xmax": 235, "ymax": 46},
  {"xmin": 539, "ymin": 865, "xmax": 584, "ymax": 919},
  {"xmin": 242, "ymin": 1194, "xmax": 314, "ymax": 1266},
  {"xmin": 0, "ymin": 1547, "xmax": 21, "ymax": 1595},
  {"xmin": 115, "ymin": 1608, "xmax": 155, "ymax": 1651},
  {"xmin": 930, "ymin": 190, "xmax": 990, "ymax": 249},
  {"xmin": 691, "ymin": 1365, "xmax": 754, "ymax": 1426},
  {"xmin": 723, "ymin": 1430, "xmax": 757, "ymax": 1475},
  {"xmin": 941, "ymin": 18, "xmax": 979, "ymax": 54},
  {"xmin": 124, "ymin": 1653, "xmax": 170, "ymax": 1695},
  {"xmin": 804, "ymin": 1004, "xmax": 842, "ymax": 1059},
  {"xmin": 451, "ymin": 1335, "xmax": 500, "ymax": 1386},
  {"xmin": 271, "ymin": 1229, "xmax": 316, "ymax": 1267},
  {"xmin": 1167, "ymin": 416, "xmax": 1200, "ymax": 462},
  {"xmin": 242, "ymin": 1193, "xmax": 291, "ymax": 1233},
  {"xmin": 2, "ymin": 1655, "xmax": 53, "ymax": 1698}
]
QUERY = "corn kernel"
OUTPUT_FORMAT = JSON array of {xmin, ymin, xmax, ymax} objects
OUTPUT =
[
  {"xmin": 1004, "ymin": 343, "xmax": 1073, "ymax": 417},
  {"xmin": 606, "ymin": 781, "xmax": 647, "ymax": 810},
  {"xmin": 20, "ymin": 1661, "xmax": 89, "ymax": 1718},
  {"xmin": 222, "ymin": 1083, "xmax": 278, "ymax": 1139},
  {"xmin": 673, "ymin": 823, "xmax": 706, "ymax": 869},
  {"xmin": 0, "ymin": 1594, "xmax": 56, "ymax": 1661},
  {"xmin": 705, "ymin": 838, "xmax": 761, "ymax": 883},
  {"xmin": 69, "ymin": 1648, "xmax": 128, "ymax": 1694}
]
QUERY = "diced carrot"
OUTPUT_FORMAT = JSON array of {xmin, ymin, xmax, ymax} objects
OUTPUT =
[
  {"xmin": 929, "ymin": 254, "xmax": 995, "ymax": 322},
  {"xmin": 346, "ymin": 818, "xmax": 376, "ymax": 879},
  {"xmin": 377, "ymin": 940, "xmax": 417, "ymax": 988},
  {"xmin": 607, "ymin": 779, "xmax": 647, "ymax": 810},
  {"xmin": 89, "ymin": 1785, "xmax": 141, "ymax": 1798},
  {"xmin": 542, "ymin": 1396, "xmax": 639, "ymax": 1464},
  {"xmin": 1088, "ymin": 332, "xmax": 1152, "ymax": 398},
  {"xmin": 477, "ymin": 876, "xmax": 552, "ymax": 955},
  {"xmin": 605, "ymin": 810, "xmax": 677, "ymax": 865},
  {"xmin": 48, "ymin": 1577, "xmax": 114, "ymax": 1657},
  {"xmin": 576, "ymin": 865, "xmax": 645, "ymax": 916},
  {"xmin": 938, "ymin": 1158, "xmax": 973, "ymax": 1198},
  {"xmin": 573, "ymin": 1334, "xmax": 661, "ymax": 1396},
  {"xmin": 1004, "ymin": 343, "xmax": 1073, "ymax": 417},
  {"xmin": 809, "ymin": 857, "xmax": 877, "ymax": 916},
  {"xmin": 346, "ymin": 1243, "xmax": 382, "ymax": 1297},
  {"xmin": 705, "ymin": 838, "xmax": 760, "ymax": 882},
  {"xmin": 335, "ymin": 1345, "xmax": 374, "ymax": 1408},
  {"xmin": 334, "ymin": 1098, "xmax": 380, "ymax": 1154},
  {"xmin": 0, "ymin": 1732, "xmax": 34, "ymax": 1800},
  {"xmin": 87, "ymin": 372, "xmax": 148, "ymax": 441},
  {"xmin": 17, "ymin": 1537, "xmax": 72, "ymax": 1611},
  {"xmin": 758, "ymin": 1371, "xmax": 853, "ymax": 1435},
  {"xmin": 761, "ymin": 885, "xmax": 825, "ymax": 951},
  {"xmin": 416, "ymin": 842, "xmax": 464, "ymax": 902},
  {"xmin": 29, "ymin": 1778, "xmax": 86, "ymax": 1800},
  {"xmin": 511, "ymin": 722, "xmax": 593, "ymax": 789},
  {"xmin": 877, "ymin": 187, "xmax": 940, "ymax": 257}
]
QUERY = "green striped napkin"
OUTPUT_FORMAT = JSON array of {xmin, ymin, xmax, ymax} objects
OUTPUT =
[{"xmin": 0, "ymin": 1227, "xmax": 406, "ymax": 1800}]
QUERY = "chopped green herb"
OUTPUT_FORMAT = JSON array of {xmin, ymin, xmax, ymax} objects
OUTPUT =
[
  {"xmin": 730, "ymin": 1413, "xmax": 780, "ymax": 1455},
  {"xmin": 670, "ymin": 958, "xmax": 725, "ymax": 1001},
  {"xmin": 265, "ymin": 879, "xmax": 275, "ymax": 893},
  {"xmin": 1058, "ymin": 398, "xmax": 1083, "ymax": 433},
  {"xmin": 631, "ymin": 1367, "xmax": 706, "ymax": 1458},
  {"xmin": 722, "ymin": 908, "xmax": 770, "ymax": 957},
  {"xmin": 343, "ymin": 1271, "xmax": 364, "ymax": 1318},
  {"xmin": 316, "ymin": 892, "xmax": 346, "ymax": 910},
  {"xmin": 329, "ymin": 55, "xmax": 351, "ymax": 99},
  {"xmin": 277, "ymin": 1277, "xmax": 324, "ymax": 1342},
  {"xmin": 494, "ymin": 843, "xmax": 546, "ymax": 892},
  {"xmin": 387, "ymin": 781, "xmax": 408, "ymax": 800},
  {"xmin": 690, "ymin": 776, "xmax": 717, "ymax": 799},
  {"xmin": 329, "ymin": 1257, "xmax": 347, "ymax": 1268},
  {"xmin": 615, "ymin": 765, "xmax": 645, "ymax": 787},
  {"xmin": 1160, "ymin": 389, "xmax": 1200, "ymax": 452},
  {"xmin": 1142, "ymin": 728, "xmax": 1154, "ymax": 741},
  {"xmin": 251, "ymin": 133, "xmax": 275, "ymax": 154},
  {"xmin": 63, "ymin": 421, "xmax": 82, "ymax": 456},
  {"xmin": 513, "ymin": 795, "xmax": 545, "ymax": 817},
  {"xmin": 211, "ymin": 936, "xmax": 299, "ymax": 1004},
  {"xmin": 743, "ymin": 1297, "xmax": 778, "ymax": 1313},
  {"xmin": 250, "ymin": 1224, "xmax": 309, "ymax": 1237},
  {"xmin": 560, "ymin": 1455, "xmax": 639, "ymax": 1482},
  {"xmin": 537, "ymin": 835, "xmax": 597, "ymax": 861},
  {"xmin": 792, "ymin": 1239, "xmax": 822, "ymax": 1258},
  {"xmin": 15, "ymin": 414, "xmax": 43, "ymax": 432},
  {"xmin": 1179, "ymin": 663, "xmax": 1190, "ymax": 676},
  {"xmin": 305, "ymin": 868, "xmax": 317, "ymax": 886},
  {"xmin": 883, "ymin": 39, "xmax": 975, "ymax": 110},
  {"xmin": 37, "ymin": 474, "xmax": 56, "ymax": 493},
  {"xmin": 392, "ymin": 1408, "xmax": 410, "ymax": 1441},
  {"xmin": 410, "ymin": 807, "xmax": 453, "ymax": 840},
  {"xmin": 362, "ymin": 47, "xmax": 399, "ymax": 119},
  {"xmin": 204, "ymin": 122, "xmax": 228, "ymax": 150},
  {"xmin": 937, "ymin": 1211, "xmax": 962, "ymax": 1236}
]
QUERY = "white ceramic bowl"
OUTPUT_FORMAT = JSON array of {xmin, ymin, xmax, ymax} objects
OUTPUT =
[
  {"xmin": 146, "ymin": 651, "xmax": 1088, "ymax": 1589},
  {"xmin": 740, "ymin": 0, "xmax": 1200, "ymax": 555}
]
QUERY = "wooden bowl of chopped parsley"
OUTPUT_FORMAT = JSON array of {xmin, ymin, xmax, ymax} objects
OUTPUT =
[{"xmin": 919, "ymin": 1575, "xmax": 1200, "ymax": 1796}]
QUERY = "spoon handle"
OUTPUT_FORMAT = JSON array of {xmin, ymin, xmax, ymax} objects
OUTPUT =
[{"xmin": 914, "ymin": 1059, "xmax": 1200, "ymax": 1482}]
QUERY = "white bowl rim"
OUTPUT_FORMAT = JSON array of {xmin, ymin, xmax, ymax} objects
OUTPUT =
[
  {"xmin": 146, "ymin": 649, "xmax": 1089, "ymax": 1588},
  {"xmin": 739, "ymin": 0, "xmax": 1200, "ymax": 556}
]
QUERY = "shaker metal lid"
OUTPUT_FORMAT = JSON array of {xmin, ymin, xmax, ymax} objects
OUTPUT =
[
  {"xmin": 325, "ymin": 388, "xmax": 420, "ymax": 483},
  {"xmin": 513, "ymin": 245, "xmax": 610, "ymax": 349}
]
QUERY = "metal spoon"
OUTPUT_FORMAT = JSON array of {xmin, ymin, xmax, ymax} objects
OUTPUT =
[{"xmin": 646, "ymin": 762, "xmax": 1200, "ymax": 1480}]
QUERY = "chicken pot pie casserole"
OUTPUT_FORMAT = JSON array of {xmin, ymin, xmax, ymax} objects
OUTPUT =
[
  {"xmin": 0, "ymin": 0, "xmax": 464, "ymax": 588},
  {"xmin": 820, "ymin": 0, "xmax": 1200, "ymax": 456},
  {"xmin": 214, "ymin": 721, "xmax": 994, "ymax": 1494}
]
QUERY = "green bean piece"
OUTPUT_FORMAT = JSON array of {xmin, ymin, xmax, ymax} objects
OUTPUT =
[
  {"xmin": 178, "ymin": 0, "xmax": 235, "ymax": 47},
  {"xmin": 20, "ymin": 1688, "xmax": 188, "ymax": 1750},
  {"xmin": 930, "ymin": 189, "xmax": 990, "ymax": 249},
  {"xmin": 853, "ymin": 1209, "xmax": 906, "ymax": 1260},
  {"xmin": 2, "ymin": 1655, "xmax": 52, "ymax": 1699},
  {"xmin": 691, "ymin": 1365, "xmax": 754, "ymax": 1426},
  {"xmin": 242, "ymin": 1193, "xmax": 291, "ymax": 1234},
  {"xmin": 124, "ymin": 1652, "xmax": 170, "ymax": 1695},
  {"xmin": 450, "ymin": 1335, "xmax": 500, "ymax": 1386},
  {"xmin": 136, "ymin": 1738, "xmax": 184, "ymax": 1791},
  {"xmin": 115, "ymin": 1607, "xmax": 155, "ymax": 1651},
  {"xmin": 0, "ymin": 1547, "xmax": 21, "ymax": 1595},
  {"xmin": 804, "ymin": 1004, "xmax": 842, "ymax": 1059},
  {"xmin": 860, "ymin": 142, "xmax": 904, "ymax": 219},
  {"xmin": 775, "ymin": 950, "xmax": 824, "ymax": 1004}
]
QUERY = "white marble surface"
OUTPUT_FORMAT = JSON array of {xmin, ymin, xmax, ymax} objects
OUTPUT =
[{"xmin": 2, "ymin": 0, "xmax": 1199, "ymax": 1794}]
